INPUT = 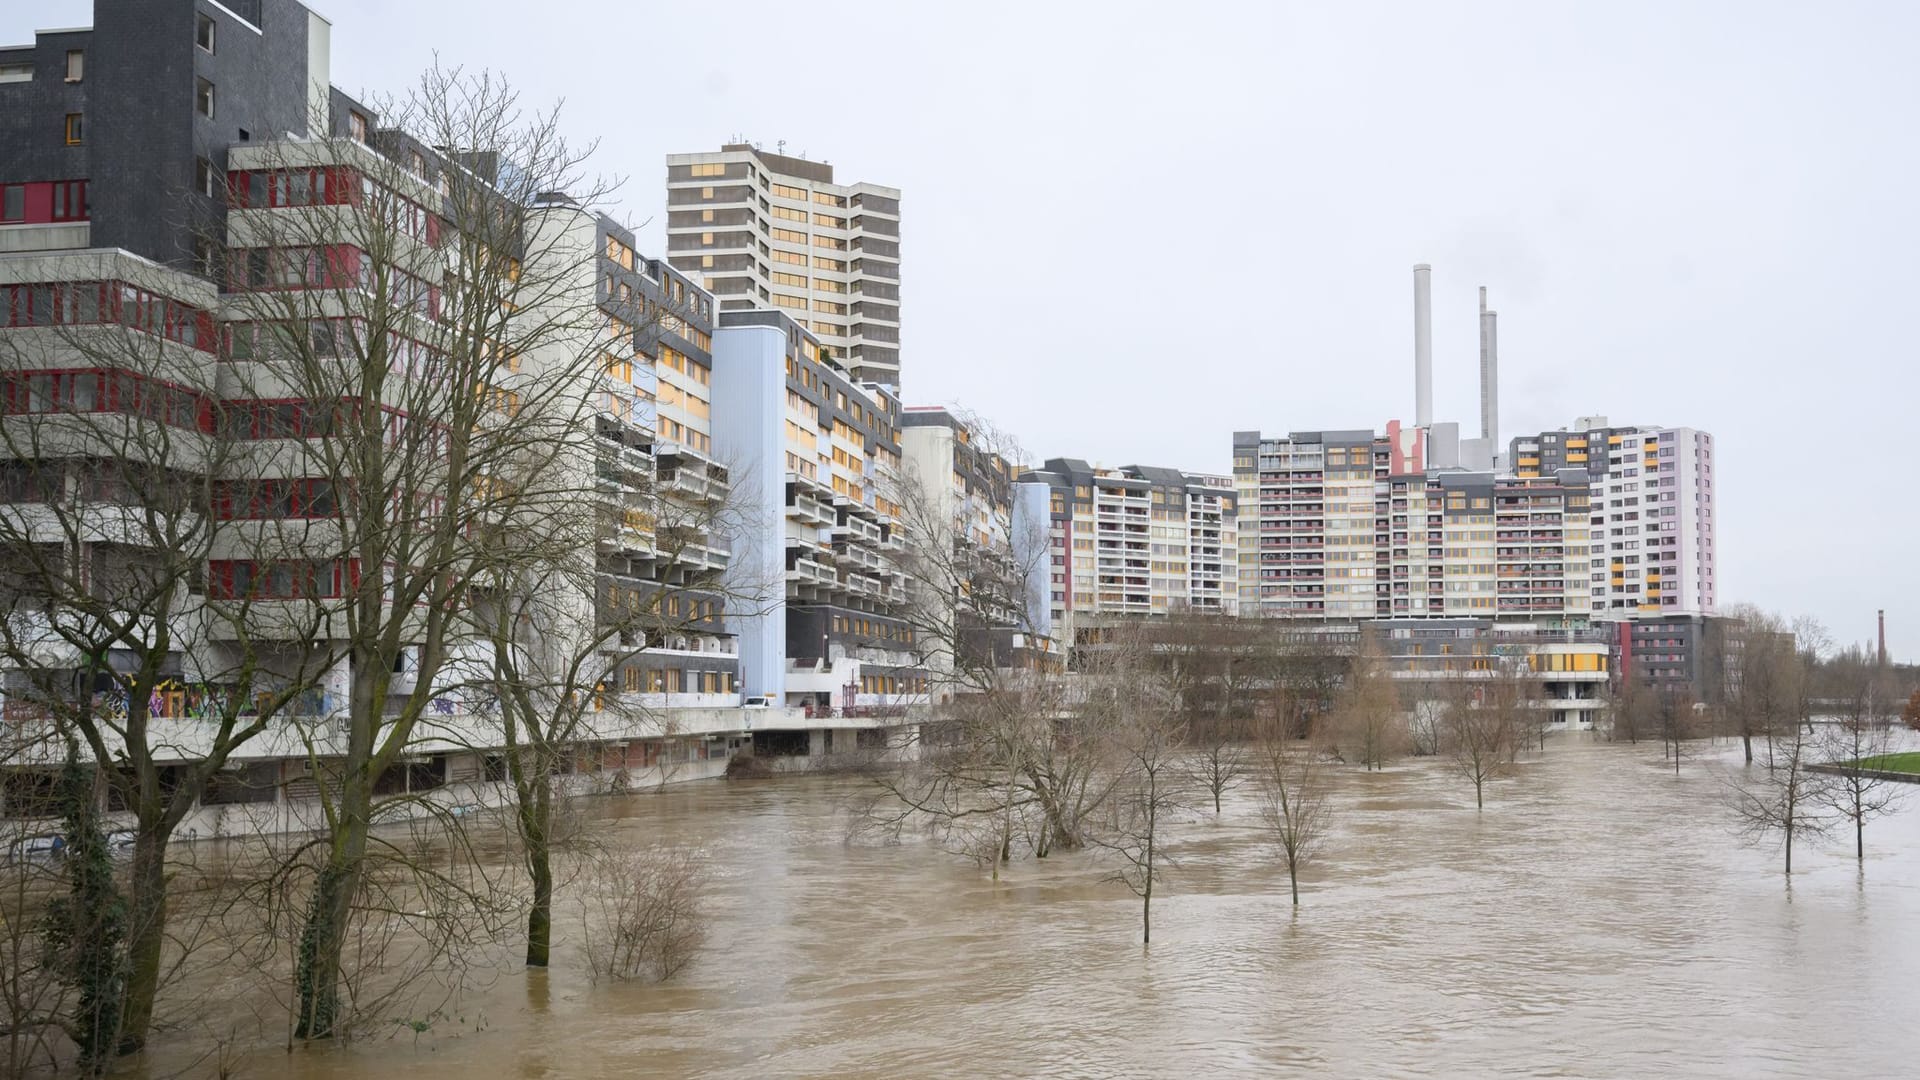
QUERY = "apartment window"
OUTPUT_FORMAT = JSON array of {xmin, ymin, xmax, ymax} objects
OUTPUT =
[
  {"xmin": 700, "ymin": 209, "xmax": 714, "ymax": 223},
  {"xmin": 50, "ymin": 181, "xmax": 87, "ymax": 221},
  {"xmin": 700, "ymin": 186, "xmax": 714, "ymax": 198},
  {"xmin": 195, "ymin": 157, "xmax": 217, "ymax": 198},
  {"xmin": 689, "ymin": 162, "xmax": 725, "ymax": 178},
  {"xmin": 64, "ymin": 113, "xmax": 84, "ymax": 145},
  {"xmin": 195, "ymin": 78, "xmax": 215, "ymax": 119},
  {"xmin": 65, "ymin": 50, "xmax": 83, "ymax": 82},
  {"xmin": 771, "ymin": 227, "xmax": 807, "ymax": 244},
  {"xmin": 771, "ymin": 183, "xmax": 807, "ymax": 200},
  {"xmin": 700, "ymin": 254, "xmax": 714, "ymax": 268},
  {"xmin": 813, "ymin": 213, "xmax": 845, "ymax": 228},
  {"xmin": 349, "ymin": 110, "xmax": 368, "ymax": 142},
  {"xmin": 813, "ymin": 256, "xmax": 845, "ymax": 271},
  {"xmin": 1, "ymin": 186, "xmax": 22, "ymax": 222},
  {"xmin": 700, "ymin": 232, "xmax": 714, "ymax": 245},
  {"xmin": 196, "ymin": 12, "xmax": 216, "ymax": 52}
]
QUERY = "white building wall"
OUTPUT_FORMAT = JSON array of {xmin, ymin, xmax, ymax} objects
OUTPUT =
[
  {"xmin": 711, "ymin": 325, "xmax": 789, "ymax": 700},
  {"xmin": 1012, "ymin": 481, "xmax": 1054, "ymax": 640}
]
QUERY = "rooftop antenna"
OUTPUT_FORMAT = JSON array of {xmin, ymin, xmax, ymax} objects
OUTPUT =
[{"xmin": 777, "ymin": 139, "xmax": 786, "ymax": 154}]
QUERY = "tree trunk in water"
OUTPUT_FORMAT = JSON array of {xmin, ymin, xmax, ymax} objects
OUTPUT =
[
  {"xmin": 295, "ymin": 806, "xmax": 370, "ymax": 1039},
  {"xmin": 1475, "ymin": 779, "xmax": 1484, "ymax": 810},
  {"xmin": 1784, "ymin": 819, "xmax": 1793, "ymax": 875},
  {"xmin": 1856, "ymin": 815, "xmax": 1864, "ymax": 861},
  {"xmin": 116, "ymin": 824, "xmax": 171, "ymax": 1054},
  {"xmin": 1742, "ymin": 731, "xmax": 1753, "ymax": 764},
  {"xmin": 1140, "ymin": 815, "xmax": 1155, "ymax": 944},
  {"xmin": 1039, "ymin": 801, "xmax": 1080, "ymax": 855},
  {"xmin": 1288, "ymin": 859, "xmax": 1300, "ymax": 906},
  {"xmin": 523, "ymin": 781, "xmax": 553, "ymax": 968},
  {"xmin": 526, "ymin": 856, "xmax": 553, "ymax": 967}
]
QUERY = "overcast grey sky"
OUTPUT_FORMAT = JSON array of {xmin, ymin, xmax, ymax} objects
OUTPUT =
[{"xmin": 9, "ymin": 2, "xmax": 1916, "ymax": 657}]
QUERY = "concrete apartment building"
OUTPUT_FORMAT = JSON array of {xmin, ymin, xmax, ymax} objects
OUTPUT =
[
  {"xmin": 1511, "ymin": 418, "xmax": 1717, "ymax": 616},
  {"xmin": 665, "ymin": 145, "xmax": 902, "ymax": 388},
  {"xmin": 1363, "ymin": 620, "xmax": 1612, "ymax": 731},
  {"xmin": 0, "ymin": 0, "xmax": 858, "ymax": 831},
  {"xmin": 1231, "ymin": 428, "xmax": 1594, "ymax": 625},
  {"xmin": 710, "ymin": 308, "xmax": 926, "ymax": 738},
  {"xmin": 1018, "ymin": 459, "xmax": 1238, "ymax": 644},
  {"xmin": 898, "ymin": 407, "xmax": 1054, "ymax": 691}
]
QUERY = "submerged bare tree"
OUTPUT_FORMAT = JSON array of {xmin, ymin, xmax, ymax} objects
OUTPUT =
[
  {"xmin": 211, "ymin": 64, "xmax": 647, "ymax": 1037},
  {"xmin": 870, "ymin": 419, "xmax": 1136, "ymax": 863},
  {"xmin": 1094, "ymin": 659, "xmax": 1185, "ymax": 944},
  {"xmin": 577, "ymin": 843, "xmax": 707, "ymax": 983},
  {"xmin": 1441, "ymin": 671, "xmax": 1524, "ymax": 810},
  {"xmin": 1815, "ymin": 646, "xmax": 1905, "ymax": 861},
  {"xmin": 1405, "ymin": 682, "xmax": 1448, "ymax": 758},
  {"xmin": 0, "ymin": 841, "xmax": 68, "ymax": 1077},
  {"xmin": 1654, "ymin": 688, "xmax": 1700, "ymax": 776},
  {"xmin": 1253, "ymin": 698, "xmax": 1332, "ymax": 907},
  {"xmin": 1602, "ymin": 674, "xmax": 1652, "ymax": 745},
  {"xmin": 0, "ymin": 258, "xmax": 332, "ymax": 1054},
  {"xmin": 1333, "ymin": 637, "xmax": 1402, "ymax": 771},
  {"xmin": 1730, "ymin": 715, "xmax": 1832, "ymax": 875},
  {"xmin": 1721, "ymin": 605, "xmax": 1799, "ymax": 765},
  {"xmin": 420, "ymin": 192, "xmax": 760, "ymax": 973},
  {"xmin": 1157, "ymin": 612, "xmax": 1271, "ymax": 813}
]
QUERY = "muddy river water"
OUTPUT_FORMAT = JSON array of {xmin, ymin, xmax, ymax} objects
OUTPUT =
[{"xmin": 195, "ymin": 737, "xmax": 1916, "ymax": 1078}]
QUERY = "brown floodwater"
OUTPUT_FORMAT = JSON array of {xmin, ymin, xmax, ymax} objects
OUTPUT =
[{"xmin": 178, "ymin": 736, "xmax": 1919, "ymax": 1078}]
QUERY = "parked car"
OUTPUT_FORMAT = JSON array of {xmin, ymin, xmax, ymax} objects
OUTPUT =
[{"xmin": 4, "ymin": 833, "xmax": 65, "ymax": 863}]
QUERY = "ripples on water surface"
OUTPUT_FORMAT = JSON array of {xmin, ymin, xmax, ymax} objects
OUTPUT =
[{"xmin": 238, "ymin": 738, "xmax": 1919, "ymax": 1079}]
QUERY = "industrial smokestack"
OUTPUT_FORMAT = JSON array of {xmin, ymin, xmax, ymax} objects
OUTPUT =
[
  {"xmin": 1879, "ymin": 609, "xmax": 1888, "ymax": 667},
  {"xmin": 1479, "ymin": 286, "xmax": 1499, "ymax": 447},
  {"xmin": 1414, "ymin": 264, "xmax": 1433, "ymax": 427}
]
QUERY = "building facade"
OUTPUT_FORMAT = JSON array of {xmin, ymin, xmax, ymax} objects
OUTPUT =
[
  {"xmin": 1364, "ymin": 619, "xmax": 1612, "ymax": 730},
  {"xmin": 1511, "ymin": 418, "xmax": 1717, "ymax": 617},
  {"xmin": 1233, "ymin": 429, "xmax": 1594, "ymax": 625},
  {"xmin": 710, "ymin": 309, "xmax": 926, "ymax": 721},
  {"xmin": 897, "ymin": 407, "xmax": 1054, "ymax": 687},
  {"xmin": 665, "ymin": 144, "xmax": 901, "ymax": 387},
  {"xmin": 1, "ymin": 0, "xmax": 775, "ymax": 832},
  {"xmin": 1609, "ymin": 614, "xmax": 1729, "ymax": 704},
  {"xmin": 1019, "ymin": 458, "xmax": 1238, "ymax": 643}
]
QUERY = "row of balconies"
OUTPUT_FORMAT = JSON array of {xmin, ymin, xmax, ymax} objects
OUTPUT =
[
  {"xmin": 833, "ymin": 514, "xmax": 884, "ymax": 545},
  {"xmin": 787, "ymin": 493, "xmax": 837, "ymax": 527}
]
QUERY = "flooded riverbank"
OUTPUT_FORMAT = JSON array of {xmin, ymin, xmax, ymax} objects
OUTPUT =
[{"xmin": 167, "ymin": 736, "xmax": 1918, "ymax": 1078}]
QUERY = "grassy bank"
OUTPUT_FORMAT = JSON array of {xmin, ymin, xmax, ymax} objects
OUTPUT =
[{"xmin": 1848, "ymin": 752, "xmax": 1920, "ymax": 775}]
